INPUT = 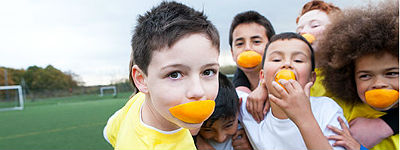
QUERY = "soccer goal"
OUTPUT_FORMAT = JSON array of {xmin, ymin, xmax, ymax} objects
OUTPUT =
[
  {"xmin": 0, "ymin": 85, "xmax": 24, "ymax": 111},
  {"xmin": 99, "ymin": 86, "xmax": 117, "ymax": 97}
]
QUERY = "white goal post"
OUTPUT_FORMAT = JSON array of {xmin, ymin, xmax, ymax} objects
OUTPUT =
[
  {"xmin": 0, "ymin": 85, "xmax": 24, "ymax": 111},
  {"xmin": 100, "ymin": 86, "xmax": 117, "ymax": 97}
]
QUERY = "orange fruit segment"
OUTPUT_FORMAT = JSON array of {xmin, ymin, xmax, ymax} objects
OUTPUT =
[
  {"xmin": 365, "ymin": 89, "xmax": 399, "ymax": 109},
  {"xmin": 169, "ymin": 100, "xmax": 215, "ymax": 124},
  {"xmin": 237, "ymin": 51, "xmax": 262, "ymax": 68},
  {"xmin": 302, "ymin": 33, "xmax": 316, "ymax": 44},
  {"xmin": 275, "ymin": 69, "xmax": 296, "ymax": 89}
]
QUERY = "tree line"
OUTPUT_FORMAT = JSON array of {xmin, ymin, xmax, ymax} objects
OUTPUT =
[{"xmin": 0, "ymin": 65, "xmax": 79, "ymax": 92}]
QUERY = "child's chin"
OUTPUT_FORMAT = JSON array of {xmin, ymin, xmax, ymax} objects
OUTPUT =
[{"xmin": 176, "ymin": 120, "xmax": 203, "ymax": 129}]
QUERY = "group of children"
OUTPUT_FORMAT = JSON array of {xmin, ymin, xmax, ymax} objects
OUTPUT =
[{"xmin": 103, "ymin": 0, "xmax": 398, "ymax": 150}]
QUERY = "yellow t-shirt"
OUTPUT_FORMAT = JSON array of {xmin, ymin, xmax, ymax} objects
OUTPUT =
[
  {"xmin": 104, "ymin": 92, "xmax": 196, "ymax": 150},
  {"xmin": 311, "ymin": 69, "xmax": 399, "ymax": 150}
]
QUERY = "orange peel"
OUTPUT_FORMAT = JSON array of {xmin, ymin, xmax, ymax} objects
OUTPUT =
[
  {"xmin": 302, "ymin": 33, "xmax": 316, "ymax": 44},
  {"xmin": 237, "ymin": 51, "xmax": 262, "ymax": 68},
  {"xmin": 169, "ymin": 100, "xmax": 215, "ymax": 124},
  {"xmin": 365, "ymin": 89, "xmax": 399, "ymax": 109},
  {"xmin": 275, "ymin": 69, "xmax": 296, "ymax": 89}
]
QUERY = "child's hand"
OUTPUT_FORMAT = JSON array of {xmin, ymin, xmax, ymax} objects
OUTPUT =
[
  {"xmin": 269, "ymin": 79, "xmax": 314, "ymax": 124},
  {"xmin": 327, "ymin": 117, "xmax": 361, "ymax": 150},
  {"xmin": 232, "ymin": 129, "xmax": 253, "ymax": 150},
  {"xmin": 246, "ymin": 79, "xmax": 270, "ymax": 123}
]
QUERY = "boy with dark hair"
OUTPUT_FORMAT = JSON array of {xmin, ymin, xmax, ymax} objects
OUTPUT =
[
  {"xmin": 318, "ymin": 0, "xmax": 399, "ymax": 149},
  {"xmin": 239, "ymin": 32, "xmax": 358, "ymax": 150},
  {"xmin": 229, "ymin": 11, "xmax": 275, "ymax": 92},
  {"xmin": 195, "ymin": 73, "xmax": 253, "ymax": 150},
  {"xmin": 103, "ymin": 1, "xmax": 220, "ymax": 149},
  {"xmin": 229, "ymin": 11, "xmax": 276, "ymax": 122}
]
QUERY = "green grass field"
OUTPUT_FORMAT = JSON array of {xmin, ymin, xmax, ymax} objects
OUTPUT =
[{"xmin": 0, "ymin": 92, "xmax": 132, "ymax": 150}]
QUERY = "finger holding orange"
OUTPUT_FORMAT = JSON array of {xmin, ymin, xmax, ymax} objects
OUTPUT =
[{"xmin": 275, "ymin": 69, "xmax": 296, "ymax": 90}]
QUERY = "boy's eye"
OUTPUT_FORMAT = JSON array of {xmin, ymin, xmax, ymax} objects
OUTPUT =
[
  {"xmin": 224, "ymin": 123, "xmax": 233, "ymax": 128},
  {"xmin": 272, "ymin": 59, "xmax": 281, "ymax": 62},
  {"xmin": 386, "ymin": 71, "xmax": 399, "ymax": 77},
  {"xmin": 254, "ymin": 40, "xmax": 261, "ymax": 44},
  {"xmin": 168, "ymin": 72, "xmax": 182, "ymax": 79},
  {"xmin": 359, "ymin": 74, "xmax": 371, "ymax": 80},
  {"xmin": 294, "ymin": 59, "xmax": 304, "ymax": 63},
  {"xmin": 235, "ymin": 42, "xmax": 243, "ymax": 47},
  {"xmin": 202, "ymin": 69, "xmax": 216, "ymax": 77}
]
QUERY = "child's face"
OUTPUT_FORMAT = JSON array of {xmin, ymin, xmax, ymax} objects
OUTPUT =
[
  {"xmin": 199, "ymin": 115, "xmax": 238, "ymax": 143},
  {"xmin": 355, "ymin": 52, "xmax": 399, "ymax": 110},
  {"xmin": 231, "ymin": 22, "xmax": 269, "ymax": 72},
  {"xmin": 144, "ymin": 33, "xmax": 220, "ymax": 129},
  {"xmin": 296, "ymin": 10, "xmax": 331, "ymax": 51},
  {"xmin": 261, "ymin": 39, "xmax": 314, "ymax": 97}
]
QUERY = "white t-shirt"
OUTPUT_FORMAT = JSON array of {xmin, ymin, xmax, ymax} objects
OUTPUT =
[{"xmin": 237, "ymin": 90, "xmax": 347, "ymax": 150}]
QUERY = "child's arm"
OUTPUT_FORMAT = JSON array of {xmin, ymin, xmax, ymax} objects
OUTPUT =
[
  {"xmin": 269, "ymin": 79, "xmax": 333, "ymax": 150},
  {"xmin": 195, "ymin": 135, "xmax": 216, "ymax": 150},
  {"xmin": 328, "ymin": 117, "xmax": 361, "ymax": 150}
]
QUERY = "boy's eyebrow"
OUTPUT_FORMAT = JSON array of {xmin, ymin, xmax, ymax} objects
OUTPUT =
[
  {"xmin": 386, "ymin": 67, "xmax": 399, "ymax": 71},
  {"xmin": 201, "ymin": 63, "xmax": 220, "ymax": 70},
  {"xmin": 234, "ymin": 37, "xmax": 244, "ymax": 43},
  {"xmin": 250, "ymin": 35, "xmax": 262, "ymax": 40},
  {"xmin": 160, "ymin": 64, "xmax": 190, "ymax": 71}
]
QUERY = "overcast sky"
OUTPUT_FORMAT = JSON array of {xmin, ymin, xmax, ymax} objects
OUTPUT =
[{"xmin": 0, "ymin": 0, "xmax": 370, "ymax": 86}]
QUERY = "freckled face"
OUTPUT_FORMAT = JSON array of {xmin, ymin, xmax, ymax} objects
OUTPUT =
[
  {"xmin": 296, "ymin": 10, "xmax": 331, "ymax": 51},
  {"xmin": 355, "ymin": 52, "xmax": 399, "ymax": 110}
]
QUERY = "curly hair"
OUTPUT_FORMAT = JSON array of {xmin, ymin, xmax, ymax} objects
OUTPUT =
[
  {"xmin": 296, "ymin": 0, "xmax": 340, "ymax": 24},
  {"xmin": 317, "ymin": 0, "xmax": 399, "ymax": 103}
]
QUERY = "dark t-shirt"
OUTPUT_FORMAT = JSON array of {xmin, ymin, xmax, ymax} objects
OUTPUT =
[
  {"xmin": 381, "ymin": 107, "xmax": 399, "ymax": 134},
  {"xmin": 232, "ymin": 68, "xmax": 251, "ymax": 89}
]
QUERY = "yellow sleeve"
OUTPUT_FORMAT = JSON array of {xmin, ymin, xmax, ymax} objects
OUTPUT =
[{"xmin": 104, "ymin": 93, "xmax": 141, "ymax": 147}]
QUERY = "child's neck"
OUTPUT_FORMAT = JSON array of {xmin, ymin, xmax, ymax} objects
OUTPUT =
[
  {"xmin": 141, "ymin": 96, "xmax": 180, "ymax": 131},
  {"xmin": 270, "ymin": 100, "xmax": 289, "ymax": 119},
  {"xmin": 244, "ymin": 71, "xmax": 260, "ymax": 91}
]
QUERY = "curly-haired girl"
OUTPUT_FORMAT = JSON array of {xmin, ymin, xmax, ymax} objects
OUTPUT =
[{"xmin": 318, "ymin": 0, "xmax": 399, "ymax": 149}]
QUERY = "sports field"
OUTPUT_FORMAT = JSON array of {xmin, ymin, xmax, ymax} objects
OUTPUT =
[{"xmin": 0, "ymin": 92, "xmax": 131, "ymax": 150}]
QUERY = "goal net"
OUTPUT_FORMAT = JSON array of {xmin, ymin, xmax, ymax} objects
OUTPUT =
[
  {"xmin": 99, "ymin": 86, "xmax": 117, "ymax": 97},
  {"xmin": 0, "ymin": 85, "xmax": 24, "ymax": 111}
]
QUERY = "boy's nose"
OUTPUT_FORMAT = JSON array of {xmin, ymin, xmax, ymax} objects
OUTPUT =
[
  {"xmin": 214, "ymin": 134, "xmax": 227, "ymax": 143},
  {"xmin": 280, "ymin": 61, "xmax": 293, "ymax": 69},
  {"xmin": 187, "ymin": 77, "xmax": 205, "ymax": 100},
  {"xmin": 372, "ymin": 77, "xmax": 389, "ymax": 89}
]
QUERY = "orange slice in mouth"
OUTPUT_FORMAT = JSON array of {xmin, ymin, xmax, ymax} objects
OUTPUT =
[
  {"xmin": 237, "ymin": 51, "xmax": 262, "ymax": 68},
  {"xmin": 365, "ymin": 89, "xmax": 399, "ymax": 109},
  {"xmin": 302, "ymin": 33, "xmax": 316, "ymax": 44},
  {"xmin": 275, "ymin": 69, "xmax": 296, "ymax": 89},
  {"xmin": 169, "ymin": 100, "xmax": 215, "ymax": 124}
]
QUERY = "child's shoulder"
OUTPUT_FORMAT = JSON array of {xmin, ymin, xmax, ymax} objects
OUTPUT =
[{"xmin": 310, "ymin": 96, "xmax": 344, "ymax": 115}]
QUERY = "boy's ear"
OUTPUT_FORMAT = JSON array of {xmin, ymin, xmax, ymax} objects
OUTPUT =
[
  {"xmin": 310, "ymin": 71, "xmax": 317, "ymax": 84},
  {"xmin": 259, "ymin": 69, "xmax": 265, "ymax": 83},
  {"xmin": 132, "ymin": 65, "xmax": 148, "ymax": 93}
]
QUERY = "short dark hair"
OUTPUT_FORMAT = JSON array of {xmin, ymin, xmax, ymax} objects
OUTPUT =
[
  {"xmin": 229, "ymin": 11, "xmax": 275, "ymax": 47},
  {"xmin": 203, "ymin": 73, "xmax": 239, "ymax": 127},
  {"xmin": 129, "ymin": 1, "xmax": 220, "ymax": 87},
  {"xmin": 318, "ymin": 0, "xmax": 399, "ymax": 104},
  {"xmin": 261, "ymin": 32, "xmax": 315, "ymax": 71}
]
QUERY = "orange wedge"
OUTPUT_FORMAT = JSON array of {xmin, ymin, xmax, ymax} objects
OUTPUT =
[
  {"xmin": 169, "ymin": 100, "xmax": 215, "ymax": 124},
  {"xmin": 237, "ymin": 51, "xmax": 262, "ymax": 68},
  {"xmin": 365, "ymin": 89, "xmax": 399, "ymax": 109},
  {"xmin": 275, "ymin": 69, "xmax": 296, "ymax": 89},
  {"xmin": 302, "ymin": 33, "xmax": 316, "ymax": 44}
]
